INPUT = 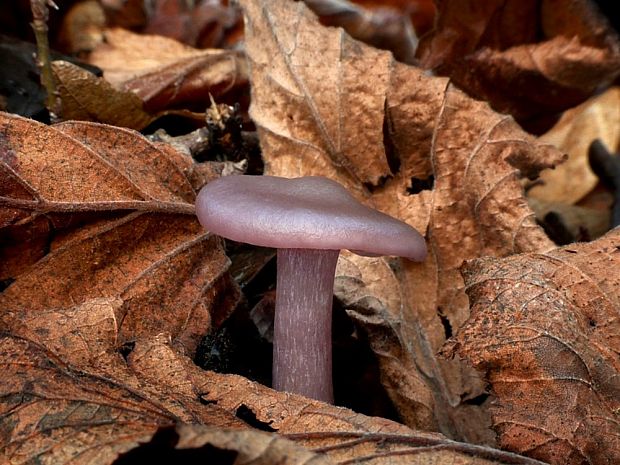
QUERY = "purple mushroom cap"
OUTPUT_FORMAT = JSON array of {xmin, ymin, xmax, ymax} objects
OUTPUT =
[
  {"xmin": 195, "ymin": 174, "xmax": 427, "ymax": 403},
  {"xmin": 195, "ymin": 175, "xmax": 427, "ymax": 261}
]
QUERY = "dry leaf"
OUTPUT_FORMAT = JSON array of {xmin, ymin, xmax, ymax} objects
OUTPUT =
[
  {"xmin": 240, "ymin": 0, "xmax": 563, "ymax": 443},
  {"xmin": 416, "ymin": 0, "xmax": 620, "ymax": 122},
  {"xmin": 88, "ymin": 28, "xmax": 248, "ymax": 113},
  {"xmin": 305, "ymin": 0, "xmax": 418, "ymax": 64},
  {"xmin": 58, "ymin": 0, "xmax": 106, "ymax": 54},
  {"xmin": 0, "ymin": 112, "xmax": 239, "ymax": 352},
  {"xmin": 127, "ymin": 337, "xmax": 548, "ymax": 465},
  {"xmin": 351, "ymin": 0, "xmax": 437, "ymax": 36},
  {"xmin": 528, "ymin": 197, "xmax": 610, "ymax": 242},
  {"xmin": 0, "ymin": 324, "xmax": 544, "ymax": 465},
  {"xmin": 132, "ymin": 424, "xmax": 334, "ymax": 465},
  {"xmin": 0, "ymin": 324, "xmax": 247, "ymax": 464},
  {"xmin": 52, "ymin": 60, "xmax": 155, "ymax": 129},
  {"xmin": 143, "ymin": 0, "xmax": 242, "ymax": 48},
  {"xmin": 0, "ymin": 333, "xmax": 172, "ymax": 464},
  {"xmin": 528, "ymin": 87, "xmax": 620, "ymax": 204},
  {"xmin": 446, "ymin": 228, "xmax": 620, "ymax": 464}
]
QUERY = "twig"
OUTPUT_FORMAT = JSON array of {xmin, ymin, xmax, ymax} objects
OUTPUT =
[
  {"xmin": 588, "ymin": 139, "xmax": 620, "ymax": 227},
  {"xmin": 30, "ymin": 0, "xmax": 60, "ymax": 120}
]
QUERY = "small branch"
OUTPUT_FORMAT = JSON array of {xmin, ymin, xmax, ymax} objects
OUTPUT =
[
  {"xmin": 30, "ymin": 0, "xmax": 60, "ymax": 120},
  {"xmin": 588, "ymin": 139, "xmax": 620, "ymax": 228}
]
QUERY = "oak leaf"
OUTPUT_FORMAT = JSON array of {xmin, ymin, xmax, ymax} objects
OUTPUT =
[
  {"xmin": 240, "ymin": 0, "xmax": 564, "ymax": 443},
  {"xmin": 446, "ymin": 228, "xmax": 620, "ymax": 464}
]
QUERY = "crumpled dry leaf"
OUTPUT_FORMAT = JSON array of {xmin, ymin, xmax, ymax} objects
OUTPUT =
[
  {"xmin": 416, "ymin": 0, "xmax": 620, "ymax": 123},
  {"xmin": 0, "ymin": 112, "xmax": 238, "ymax": 352},
  {"xmin": 57, "ymin": 0, "xmax": 106, "ymax": 54},
  {"xmin": 240, "ymin": 0, "xmax": 563, "ymax": 443},
  {"xmin": 304, "ymin": 0, "xmax": 418, "ymax": 64},
  {"xmin": 88, "ymin": 28, "xmax": 248, "ymax": 113},
  {"xmin": 52, "ymin": 60, "xmax": 155, "ymax": 129},
  {"xmin": 340, "ymin": 0, "xmax": 436, "ymax": 37},
  {"xmin": 0, "ymin": 307, "xmax": 247, "ymax": 465},
  {"xmin": 120, "ymin": 342, "xmax": 547, "ymax": 465},
  {"xmin": 528, "ymin": 86, "xmax": 620, "ymax": 204},
  {"xmin": 143, "ymin": 0, "xmax": 242, "ymax": 49},
  {"xmin": 528, "ymin": 197, "xmax": 610, "ymax": 243},
  {"xmin": 0, "ymin": 333, "xmax": 174, "ymax": 464},
  {"xmin": 128, "ymin": 424, "xmax": 334, "ymax": 465},
  {"xmin": 445, "ymin": 228, "xmax": 620, "ymax": 465},
  {"xmin": 0, "ymin": 316, "xmax": 545, "ymax": 465}
]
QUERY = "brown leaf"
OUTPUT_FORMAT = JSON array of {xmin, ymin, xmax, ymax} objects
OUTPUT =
[
  {"xmin": 0, "ymin": 287, "xmax": 546, "ymax": 465},
  {"xmin": 528, "ymin": 86, "xmax": 620, "ymax": 204},
  {"xmin": 528, "ymin": 197, "xmax": 610, "ymax": 243},
  {"xmin": 57, "ymin": 0, "xmax": 106, "ymax": 54},
  {"xmin": 446, "ymin": 229, "xmax": 620, "ymax": 464},
  {"xmin": 128, "ymin": 337, "xmax": 547, "ymax": 465},
  {"xmin": 0, "ymin": 113, "xmax": 238, "ymax": 352},
  {"xmin": 305, "ymin": 0, "xmax": 419, "ymax": 64},
  {"xmin": 0, "ymin": 333, "xmax": 171, "ymax": 464},
  {"xmin": 0, "ymin": 320, "xmax": 544, "ymax": 464},
  {"xmin": 351, "ymin": 0, "xmax": 437, "ymax": 37},
  {"xmin": 241, "ymin": 0, "xmax": 564, "ymax": 443},
  {"xmin": 416, "ymin": 0, "xmax": 620, "ymax": 123},
  {"xmin": 88, "ymin": 28, "xmax": 248, "ymax": 113},
  {"xmin": 135, "ymin": 424, "xmax": 334, "ymax": 465},
  {"xmin": 0, "ymin": 310, "xmax": 249, "ymax": 464},
  {"xmin": 142, "ymin": 0, "xmax": 243, "ymax": 49},
  {"xmin": 52, "ymin": 60, "xmax": 155, "ymax": 130}
]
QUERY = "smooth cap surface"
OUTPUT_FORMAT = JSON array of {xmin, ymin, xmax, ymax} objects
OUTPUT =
[{"xmin": 196, "ymin": 175, "xmax": 427, "ymax": 261}]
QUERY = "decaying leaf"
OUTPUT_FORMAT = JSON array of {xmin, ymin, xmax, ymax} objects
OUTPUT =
[
  {"xmin": 0, "ymin": 320, "xmax": 248, "ymax": 464},
  {"xmin": 142, "ymin": 0, "xmax": 242, "ymax": 48},
  {"xmin": 57, "ymin": 0, "xmax": 106, "ymax": 54},
  {"xmin": 528, "ymin": 86, "xmax": 620, "ymax": 204},
  {"xmin": 304, "ymin": 0, "xmax": 419, "ymax": 64},
  {"xmin": 129, "ymin": 342, "xmax": 547, "ymax": 465},
  {"xmin": 528, "ymin": 197, "xmax": 610, "ymax": 243},
  {"xmin": 416, "ymin": 0, "xmax": 620, "ymax": 123},
  {"xmin": 0, "ymin": 321, "xmax": 545, "ymax": 465},
  {"xmin": 446, "ymin": 229, "xmax": 620, "ymax": 464},
  {"xmin": 0, "ymin": 112, "xmax": 239, "ymax": 352},
  {"xmin": 88, "ymin": 28, "xmax": 248, "ymax": 112},
  {"xmin": 241, "ymin": 0, "xmax": 564, "ymax": 443},
  {"xmin": 52, "ymin": 60, "xmax": 155, "ymax": 129},
  {"xmin": 0, "ymin": 333, "xmax": 172, "ymax": 464}
]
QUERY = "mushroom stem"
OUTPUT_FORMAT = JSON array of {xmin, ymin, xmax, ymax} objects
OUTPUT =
[{"xmin": 273, "ymin": 248, "xmax": 339, "ymax": 403}]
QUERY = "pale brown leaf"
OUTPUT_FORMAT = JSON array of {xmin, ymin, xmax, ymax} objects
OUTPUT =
[
  {"xmin": 446, "ymin": 229, "xmax": 620, "ymax": 464},
  {"xmin": 88, "ymin": 28, "xmax": 248, "ymax": 112},
  {"xmin": 241, "ymin": 0, "xmax": 564, "ymax": 443},
  {"xmin": 528, "ymin": 86, "xmax": 620, "ymax": 204},
  {"xmin": 52, "ymin": 60, "xmax": 155, "ymax": 130},
  {"xmin": 304, "ymin": 0, "xmax": 418, "ymax": 64}
]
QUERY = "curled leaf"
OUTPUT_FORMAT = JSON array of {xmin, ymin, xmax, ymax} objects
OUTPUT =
[{"xmin": 447, "ymin": 229, "xmax": 620, "ymax": 464}]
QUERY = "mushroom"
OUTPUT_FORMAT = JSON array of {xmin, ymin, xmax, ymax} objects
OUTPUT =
[{"xmin": 196, "ymin": 175, "xmax": 426, "ymax": 403}]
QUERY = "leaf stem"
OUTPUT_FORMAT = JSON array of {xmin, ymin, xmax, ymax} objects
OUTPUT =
[{"xmin": 30, "ymin": 0, "xmax": 60, "ymax": 120}]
